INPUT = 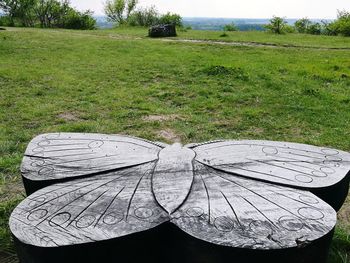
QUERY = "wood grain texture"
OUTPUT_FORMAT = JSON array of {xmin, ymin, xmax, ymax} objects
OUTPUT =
[
  {"xmin": 10, "ymin": 133, "xmax": 350, "ymax": 263},
  {"xmin": 193, "ymin": 140, "xmax": 350, "ymax": 189}
]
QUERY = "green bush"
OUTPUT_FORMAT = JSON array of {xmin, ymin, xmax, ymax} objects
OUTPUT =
[
  {"xmin": 127, "ymin": 6, "xmax": 159, "ymax": 26},
  {"xmin": 0, "ymin": 0, "xmax": 96, "ymax": 29},
  {"xmin": 0, "ymin": 15, "xmax": 12, "ymax": 26},
  {"xmin": 307, "ymin": 23, "xmax": 322, "ymax": 35},
  {"xmin": 223, "ymin": 22, "xmax": 237, "ymax": 32},
  {"xmin": 322, "ymin": 21, "xmax": 338, "ymax": 36},
  {"xmin": 159, "ymin": 12, "xmax": 182, "ymax": 27},
  {"xmin": 331, "ymin": 10, "xmax": 350, "ymax": 36},
  {"xmin": 63, "ymin": 10, "xmax": 96, "ymax": 30},
  {"xmin": 265, "ymin": 16, "xmax": 288, "ymax": 34},
  {"xmin": 295, "ymin": 18, "xmax": 312, "ymax": 33},
  {"xmin": 127, "ymin": 8, "xmax": 183, "ymax": 28},
  {"xmin": 284, "ymin": 24, "xmax": 295, "ymax": 33}
]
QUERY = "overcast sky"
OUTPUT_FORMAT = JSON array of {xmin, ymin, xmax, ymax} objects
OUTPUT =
[{"xmin": 70, "ymin": 0, "xmax": 350, "ymax": 19}]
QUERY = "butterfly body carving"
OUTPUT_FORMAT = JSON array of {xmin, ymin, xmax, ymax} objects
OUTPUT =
[{"xmin": 10, "ymin": 133, "xmax": 350, "ymax": 263}]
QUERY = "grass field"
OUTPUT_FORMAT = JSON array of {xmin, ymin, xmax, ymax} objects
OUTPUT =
[{"xmin": 0, "ymin": 27, "xmax": 350, "ymax": 262}]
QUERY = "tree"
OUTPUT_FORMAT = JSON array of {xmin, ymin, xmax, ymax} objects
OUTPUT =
[
  {"xmin": 104, "ymin": 0, "xmax": 137, "ymax": 25},
  {"xmin": 294, "ymin": 18, "xmax": 312, "ymax": 33},
  {"xmin": 127, "ymin": 6, "xmax": 158, "ymax": 26},
  {"xmin": 34, "ymin": 0, "xmax": 70, "ymax": 28},
  {"xmin": 265, "ymin": 16, "xmax": 287, "ymax": 34},
  {"xmin": 307, "ymin": 22, "xmax": 321, "ymax": 35},
  {"xmin": 0, "ymin": 0, "xmax": 21, "ymax": 25},
  {"xmin": 159, "ymin": 12, "xmax": 182, "ymax": 27},
  {"xmin": 63, "ymin": 9, "xmax": 96, "ymax": 29},
  {"xmin": 0, "ymin": 0, "xmax": 37, "ymax": 26},
  {"xmin": 223, "ymin": 22, "xmax": 238, "ymax": 32},
  {"xmin": 331, "ymin": 10, "xmax": 350, "ymax": 36},
  {"xmin": 126, "ymin": 0, "xmax": 136, "ymax": 19},
  {"xmin": 17, "ymin": 0, "xmax": 37, "ymax": 26}
]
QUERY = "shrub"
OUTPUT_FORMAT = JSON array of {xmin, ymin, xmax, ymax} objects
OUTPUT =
[
  {"xmin": 0, "ymin": 0, "xmax": 96, "ymax": 29},
  {"xmin": 0, "ymin": 15, "xmax": 12, "ymax": 26},
  {"xmin": 159, "ymin": 12, "xmax": 182, "ymax": 27},
  {"xmin": 265, "ymin": 16, "xmax": 288, "ymax": 34},
  {"xmin": 63, "ymin": 10, "xmax": 96, "ymax": 30},
  {"xmin": 306, "ymin": 22, "xmax": 322, "ymax": 35},
  {"xmin": 331, "ymin": 10, "xmax": 350, "ymax": 36},
  {"xmin": 223, "ymin": 22, "xmax": 237, "ymax": 32},
  {"xmin": 127, "ymin": 6, "xmax": 159, "ymax": 26},
  {"xmin": 284, "ymin": 24, "xmax": 295, "ymax": 33},
  {"xmin": 321, "ymin": 20, "xmax": 338, "ymax": 36},
  {"xmin": 294, "ymin": 18, "xmax": 312, "ymax": 33}
]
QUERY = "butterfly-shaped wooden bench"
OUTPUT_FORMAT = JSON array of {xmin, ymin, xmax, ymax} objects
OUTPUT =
[{"xmin": 10, "ymin": 133, "xmax": 350, "ymax": 263}]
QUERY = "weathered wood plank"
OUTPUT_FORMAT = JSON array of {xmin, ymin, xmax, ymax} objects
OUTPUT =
[{"xmin": 10, "ymin": 133, "xmax": 350, "ymax": 263}]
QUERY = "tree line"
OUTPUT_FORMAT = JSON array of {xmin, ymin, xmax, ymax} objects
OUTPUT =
[
  {"xmin": 0, "ymin": 0, "xmax": 96, "ymax": 29},
  {"xmin": 265, "ymin": 11, "xmax": 350, "ymax": 37},
  {"xmin": 104, "ymin": 0, "xmax": 183, "ymax": 27}
]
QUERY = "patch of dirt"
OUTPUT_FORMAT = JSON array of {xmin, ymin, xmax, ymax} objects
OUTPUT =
[
  {"xmin": 247, "ymin": 127, "xmax": 265, "ymax": 135},
  {"xmin": 57, "ymin": 112, "xmax": 81, "ymax": 122},
  {"xmin": 156, "ymin": 129, "xmax": 181, "ymax": 143},
  {"xmin": 108, "ymin": 34, "xmax": 142, "ymax": 40},
  {"xmin": 338, "ymin": 194, "xmax": 350, "ymax": 229},
  {"xmin": 143, "ymin": 114, "xmax": 182, "ymax": 122}
]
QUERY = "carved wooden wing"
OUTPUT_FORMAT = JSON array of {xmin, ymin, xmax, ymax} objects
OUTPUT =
[
  {"xmin": 20, "ymin": 133, "xmax": 163, "ymax": 194},
  {"xmin": 9, "ymin": 135, "xmax": 350, "ymax": 263},
  {"xmin": 191, "ymin": 140, "xmax": 350, "ymax": 211},
  {"xmin": 11, "ymin": 162, "xmax": 169, "ymax": 247},
  {"xmin": 172, "ymin": 162, "xmax": 336, "ymax": 249}
]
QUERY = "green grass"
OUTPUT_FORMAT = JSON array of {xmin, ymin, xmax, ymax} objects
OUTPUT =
[{"xmin": 0, "ymin": 27, "xmax": 350, "ymax": 262}]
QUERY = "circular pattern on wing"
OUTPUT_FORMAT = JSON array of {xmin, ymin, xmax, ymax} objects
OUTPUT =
[
  {"xmin": 103, "ymin": 212, "xmax": 124, "ymax": 225},
  {"xmin": 299, "ymin": 195, "xmax": 319, "ymax": 204},
  {"xmin": 214, "ymin": 216, "xmax": 235, "ymax": 232},
  {"xmin": 76, "ymin": 215, "xmax": 96, "ymax": 229},
  {"xmin": 295, "ymin": 174, "xmax": 313, "ymax": 183},
  {"xmin": 49, "ymin": 212, "xmax": 71, "ymax": 227},
  {"xmin": 134, "ymin": 207, "xmax": 154, "ymax": 219},
  {"xmin": 186, "ymin": 207, "xmax": 204, "ymax": 217},
  {"xmin": 298, "ymin": 207, "xmax": 324, "ymax": 220},
  {"xmin": 278, "ymin": 216, "xmax": 303, "ymax": 231},
  {"xmin": 262, "ymin": 147, "xmax": 278, "ymax": 155},
  {"xmin": 27, "ymin": 209, "xmax": 48, "ymax": 221}
]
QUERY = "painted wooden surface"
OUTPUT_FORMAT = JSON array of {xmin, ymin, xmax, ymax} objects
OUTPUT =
[{"xmin": 10, "ymin": 133, "xmax": 350, "ymax": 263}]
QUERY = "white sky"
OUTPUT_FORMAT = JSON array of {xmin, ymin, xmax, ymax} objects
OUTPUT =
[{"xmin": 70, "ymin": 0, "xmax": 350, "ymax": 19}]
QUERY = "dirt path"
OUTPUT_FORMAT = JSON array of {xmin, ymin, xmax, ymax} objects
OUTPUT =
[{"xmin": 161, "ymin": 38, "xmax": 350, "ymax": 51}]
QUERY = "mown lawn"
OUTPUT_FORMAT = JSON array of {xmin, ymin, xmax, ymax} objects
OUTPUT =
[{"xmin": 0, "ymin": 27, "xmax": 349, "ymax": 262}]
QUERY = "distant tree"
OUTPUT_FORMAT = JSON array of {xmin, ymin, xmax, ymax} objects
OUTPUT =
[
  {"xmin": 0, "ymin": 0, "xmax": 96, "ymax": 29},
  {"xmin": 0, "ymin": 0, "xmax": 38, "ymax": 26},
  {"xmin": 63, "ymin": 9, "xmax": 96, "ymax": 29},
  {"xmin": 127, "ymin": 6, "xmax": 158, "ymax": 26},
  {"xmin": 159, "ymin": 12, "xmax": 182, "ymax": 27},
  {"xmin": 321, "ymin": 20, "xmax": 338, "ymax": 36},
  {"xmin": 265, "ymin": 16, "xmax": 287, "ymax": 34},
  {"xmin": 294, "ymin": 18, "xmax": 312, "ymax": 33},
  {"xmin": 18, "ymin": 0, "xmax": 37, "ymax": 26},
  {"xmin": 0, "ymin": 0, "xmax": 21, "ymax": 25},
  {"xmin": 104, "ymin": 0, "xmax": 137, "ymax": 25},
  {"xmin": 306, "ymin": 22, "xmax": 321, "ymax": 35},
  {"xmin": 284, "ymin": 24, "xmax": 295, "ymax": 33},
  {"xmin": 126, "ymin": 0, "xmax": 137, "ymax": 19},
  {"xmin": 331, "ymin": 10, "xmax": 350, "ymax": 36},
  {"xmin": 34, "ymin": 0, "xmax": 70, "ymax": 28},
  {"xmin": 223, "ymin": 22, "xmax": 237, "ymax": 32}
]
